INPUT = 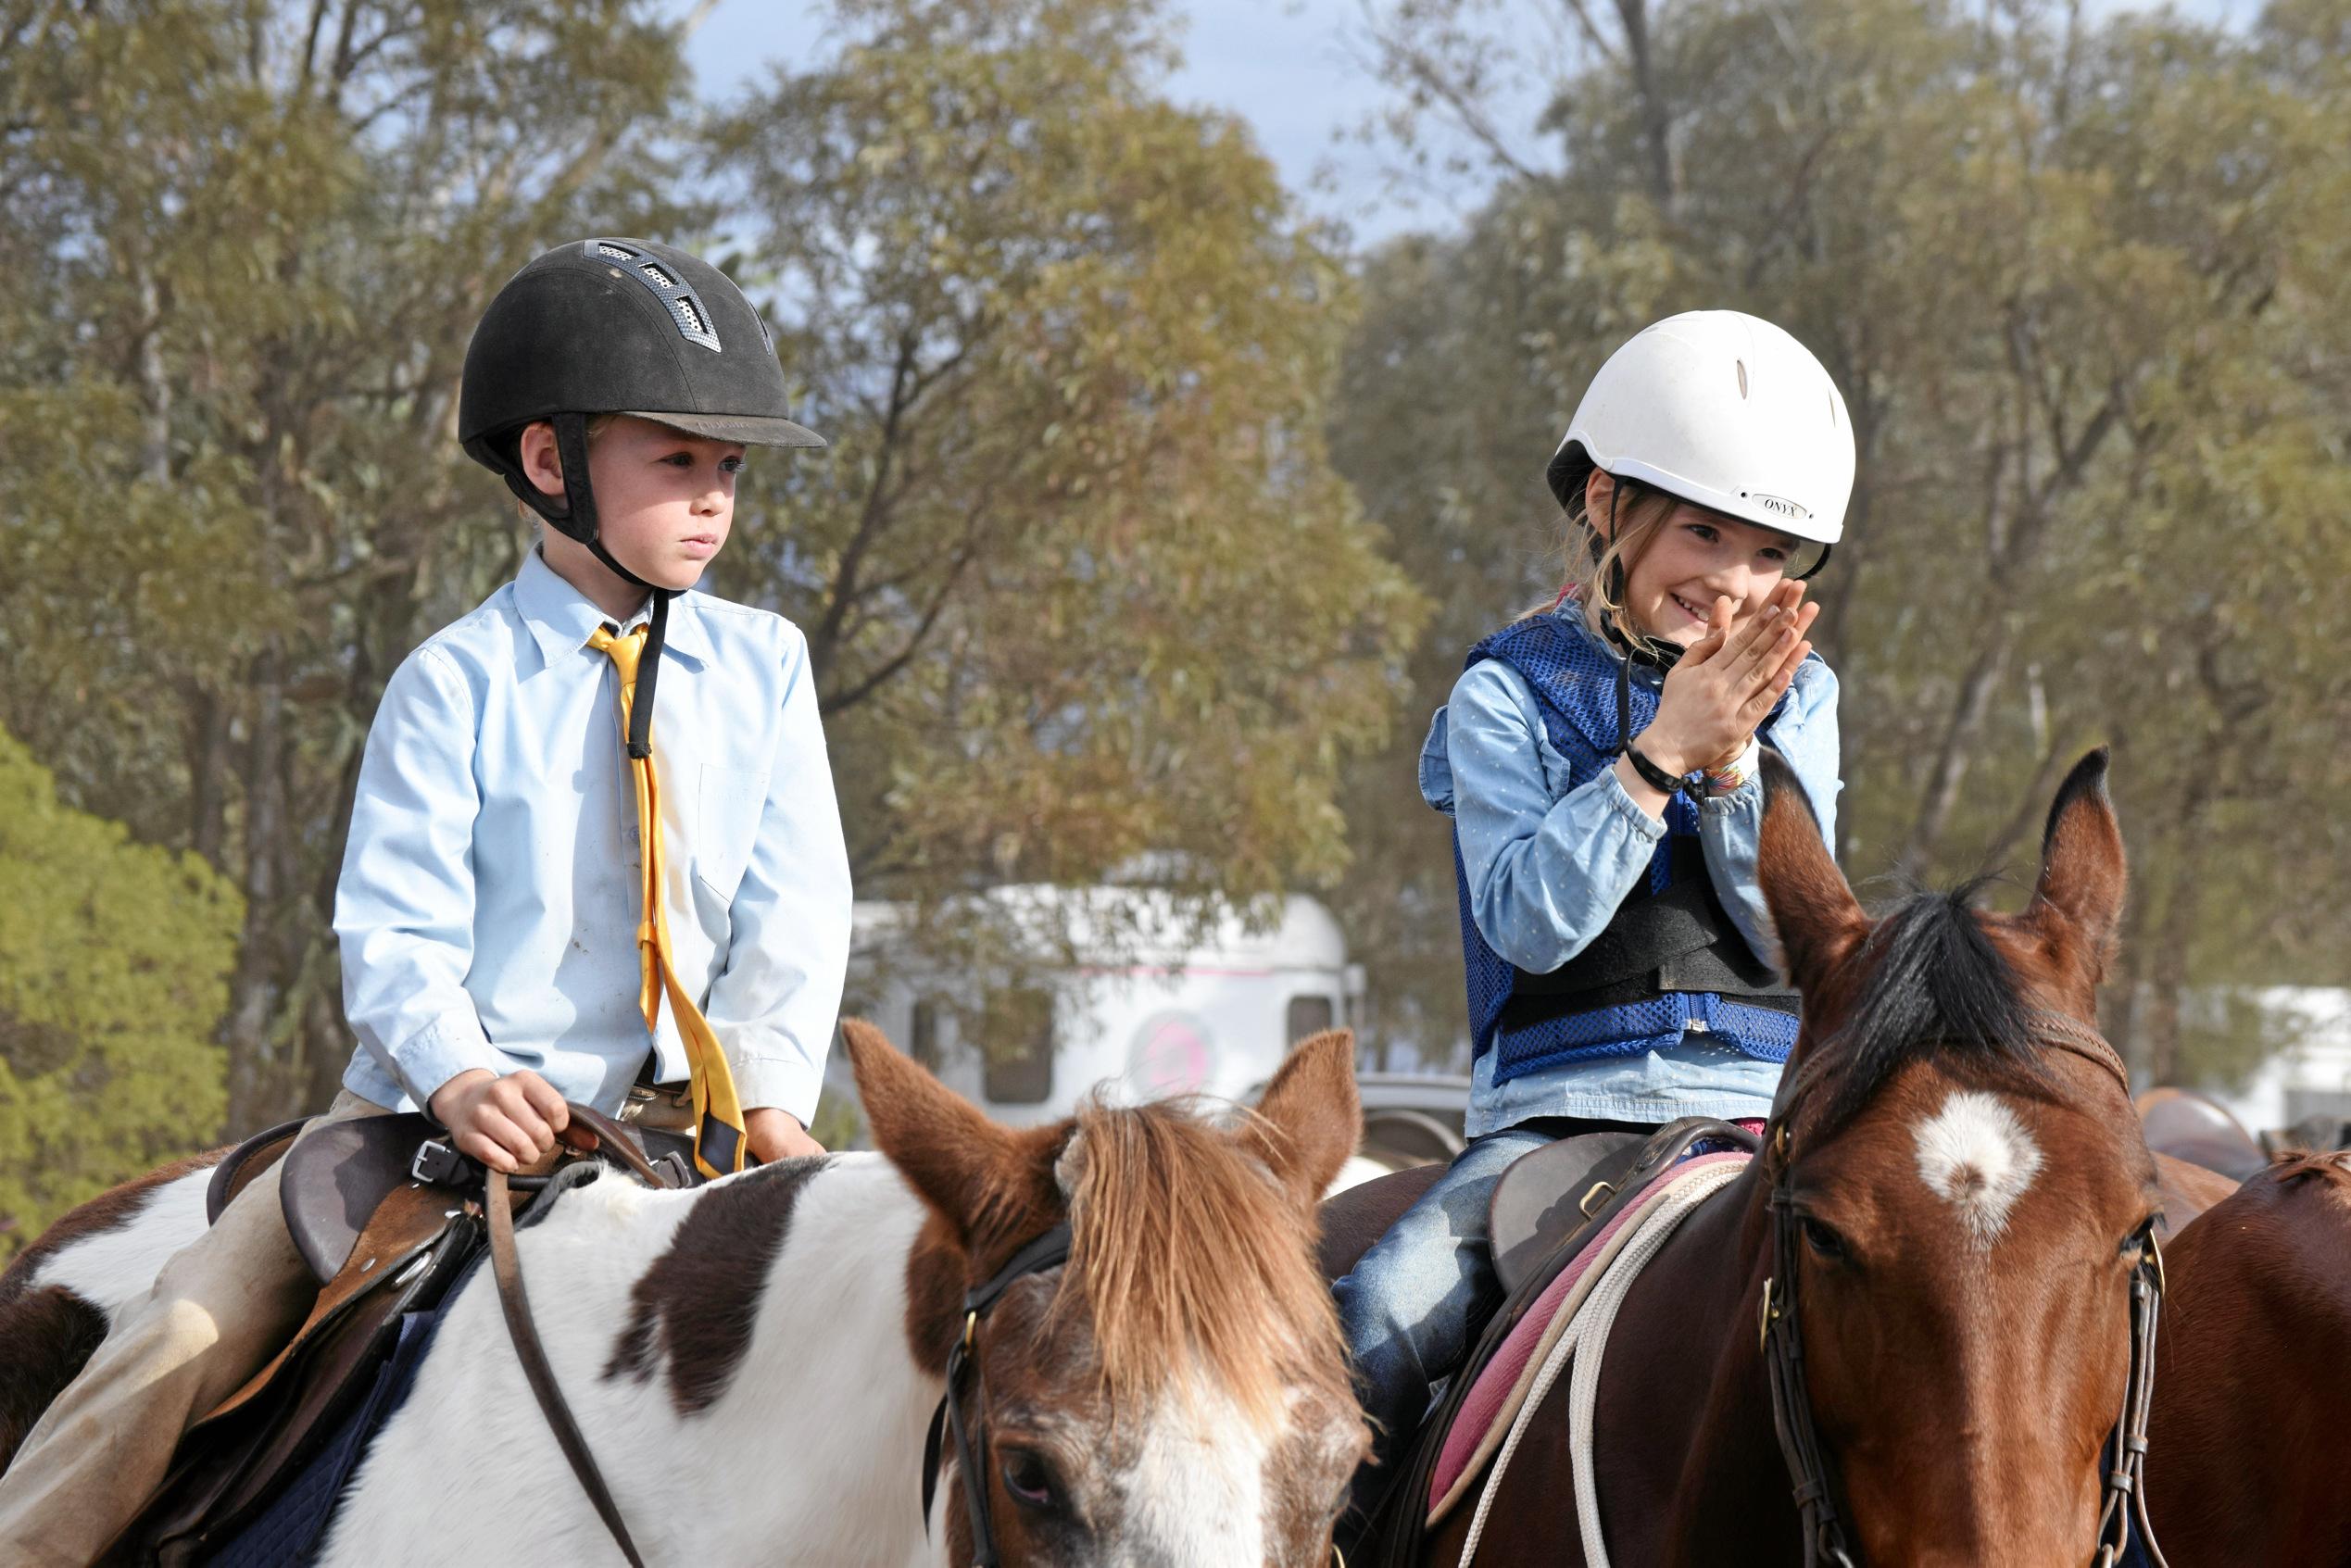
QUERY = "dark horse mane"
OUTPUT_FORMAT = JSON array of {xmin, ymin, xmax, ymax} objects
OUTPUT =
[{"xmin": 1812, "ymin": 874, "xmax": 2053, "ymax": 1137}]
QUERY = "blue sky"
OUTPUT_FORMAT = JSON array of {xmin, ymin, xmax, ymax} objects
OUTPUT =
[
  {"xmin": 676, "ymin": 0, "xmax": 1529, "ymax": 248},
  {"xmin": 677, "ymin": 0, "xmax": 2245, "ymax": 254}
]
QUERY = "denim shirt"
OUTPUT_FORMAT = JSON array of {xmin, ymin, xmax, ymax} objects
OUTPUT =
[
  {"xmin": 333, "ymin": 548, "xmax": 852, "ymax": 1123},
  {"xmin": 1422, "ymin": 613, "xmax": 1842, "ymax": 1135}
]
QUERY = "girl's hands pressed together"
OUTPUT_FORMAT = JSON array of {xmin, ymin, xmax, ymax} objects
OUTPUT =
[{"xmin": 1640, "ymin": 581, "xmax": 1819, "ymax": 779}]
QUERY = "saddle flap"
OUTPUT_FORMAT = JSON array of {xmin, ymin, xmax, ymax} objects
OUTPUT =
[
  {"xmin": 280, "ymin": 1112, "xmax": 439, "ymax": 1285},
  {"xmin": 104, "ymin": 1185, "xmax": 482, "ymax": 1567},
  {"xmin": 1487, "ymin": 1131, "xmax": 1645, "ymax": 1298},
  {"xmin": 207, "ymin": 1119, "xmax": 308, "ymax": 1227}
]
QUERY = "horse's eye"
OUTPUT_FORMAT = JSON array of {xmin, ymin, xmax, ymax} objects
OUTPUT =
[
  {"xmin": 1801, "ymin": 1216, "xmax": 1847, "ymax": 1261},
  {"xmin": 2121, "ymin": 1217, "xmax": 2161, "ymax": 1260},
  {"xmin": 1001, "ymin": 1449, "xmax": 1060, "ymax": 1512}
]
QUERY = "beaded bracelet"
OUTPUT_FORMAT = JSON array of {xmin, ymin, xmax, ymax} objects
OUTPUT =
[{"xmin": 1702, "ymin": 738, "xmax": 1764, "ymax": 797}]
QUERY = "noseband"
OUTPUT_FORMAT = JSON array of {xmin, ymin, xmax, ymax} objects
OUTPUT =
[
  {"xmin": 1756, "ymin": 1011, "xmax": 2169, "ymax": 1568},
  {"xmin": 922, "ymin": 1223, "xmax": 1074, "ymax": 1568}
]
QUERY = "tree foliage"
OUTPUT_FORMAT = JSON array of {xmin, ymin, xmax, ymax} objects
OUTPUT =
[
  {"xmin": 0, "ymin": 729, "xmax": 242, "ymax": 1261},
  {"xmin": 1, "ymin": 0, "xmax": 1421, "ymax": 1136},
  {"xmin": 707, "ymin": 0, "xmax": 1424, "ymax": 942},
  {"xmin": 1334, "ymin": 0, "xmax": 2351, "ymax": 1079}
]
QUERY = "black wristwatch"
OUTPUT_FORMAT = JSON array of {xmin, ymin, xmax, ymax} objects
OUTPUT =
[{"xmin": 1624, "ymin": 743, "xmax": 1688, "ymax": 796}]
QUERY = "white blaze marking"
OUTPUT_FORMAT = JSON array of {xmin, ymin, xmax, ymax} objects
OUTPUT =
[{"xmin": 1913, "ymin": 1091, "xmax": 2043, "ymax": 1248}]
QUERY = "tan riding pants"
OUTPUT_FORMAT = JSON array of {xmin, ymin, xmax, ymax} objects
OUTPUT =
[{"xmin": 0, "ymin": 1084, "xmax": 695, "ymax": 1568}]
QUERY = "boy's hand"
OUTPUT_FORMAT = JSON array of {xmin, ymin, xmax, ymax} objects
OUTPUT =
[
  {"xmin": 746, "ymin": 1108, "xmax": 824, "ymax": 1163},
  {"xmin": 426, "ymin": 1069, "xmax": 570, "ymax": 1173}
]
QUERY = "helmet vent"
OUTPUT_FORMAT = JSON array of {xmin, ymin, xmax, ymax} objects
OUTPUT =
[
  {"xmin": 1736, "ymin": 359, "xmax": 1748, "ymax": 399},
  {"xmin": 580, "ymin": 237, "xmax": 722, "ymax": 353}
]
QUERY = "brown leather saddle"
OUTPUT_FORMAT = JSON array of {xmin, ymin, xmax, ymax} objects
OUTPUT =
[
  {"xmin": 105, "ymin": 1106, "xmax": 692, "ymax": 1566},
  {"xmin": 1322, "ymin": 1117, "xmax": 1759, "ymax": 1568},
  {"xmin": 2137, "ymin": 1087, "xmax": 2269, "ymax": 1184}
]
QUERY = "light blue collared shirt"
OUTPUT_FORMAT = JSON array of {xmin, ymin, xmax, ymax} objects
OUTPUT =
[
  {"xmin": 333, "ymin": 549, "xmax": 852, "ymax": 1123},
  {"xmin": 1420, "ymin": 613, "xmax": 1842, "ymax": 1135}
]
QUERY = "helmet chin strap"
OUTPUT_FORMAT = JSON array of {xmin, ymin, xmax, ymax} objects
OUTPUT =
[{"xmin": 506, "ymin": 412, "xmax": 678, "ymax": 759}]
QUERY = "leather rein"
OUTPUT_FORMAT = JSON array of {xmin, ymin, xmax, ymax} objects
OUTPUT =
[
  {"xmin": 483, "ymin": 1104, "xmax": 684, "ymax": 1568},
  {"xmin": 1755, "ymin": 1011, "xmax": 2169, "ymax": 1568}
]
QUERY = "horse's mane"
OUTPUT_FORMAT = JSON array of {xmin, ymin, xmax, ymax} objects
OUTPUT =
[
  {"xmin": 1058, "ymin": 1096, "xmax": 1349, "ymax": 1426},
  {"xmin": 1813, "ymin": 876, "xmax": 2053, "ymax": 1136},
  {"xmin": 2274, "ymin": 1150, "xmax": 2351, "ymax": 1188}
]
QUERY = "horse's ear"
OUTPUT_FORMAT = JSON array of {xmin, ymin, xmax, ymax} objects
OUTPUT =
[
  {"xmin": 1238, "ymin": 1029, "xmax": 1361, "ymax": 1209},
  {"xmin": 1756, "ymin": 749, "xmax": 1867, "ymax": 995},
  {"xmin": 842, "ymin": 1018, "xmax": 1057, "ymax": 1251},
  {"xmin": 2023, "ymin": 748, "xmax": 2127, "ymax": 1004}
]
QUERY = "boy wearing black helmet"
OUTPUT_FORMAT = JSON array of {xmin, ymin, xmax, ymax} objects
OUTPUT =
[{"xmin": 0, "ymin": 240, "xmax": 850, "ymax": 1566}]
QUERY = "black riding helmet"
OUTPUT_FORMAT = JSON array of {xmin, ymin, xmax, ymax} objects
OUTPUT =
[{"xmin": 459, "ymin": 238, "xmax": 825, "ymax": 755}]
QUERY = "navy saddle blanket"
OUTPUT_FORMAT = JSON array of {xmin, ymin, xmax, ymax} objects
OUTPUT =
[{"xmin": 198, "ymin": 1254, "xmax": 478, "ymax": 1567}]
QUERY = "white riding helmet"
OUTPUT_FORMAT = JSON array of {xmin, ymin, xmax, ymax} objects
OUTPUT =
[{"xmin": 1546, "ymin": 310, "xmax": 1854, "ymax": 561}]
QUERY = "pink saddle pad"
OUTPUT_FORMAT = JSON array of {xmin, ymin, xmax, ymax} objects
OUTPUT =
[{"xmin": 1427, "ymin": 1146, "xmax": 1755, "ymax": 1513}]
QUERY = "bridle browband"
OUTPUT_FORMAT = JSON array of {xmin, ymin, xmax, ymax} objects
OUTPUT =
[
  {"xmin": 1756, "ymin": 1010, "xmax": 2169, "ymax": 1568},
  {"xmin": 922, "ymin": 1222, "xmax": 1074, "ymax": 1568}
]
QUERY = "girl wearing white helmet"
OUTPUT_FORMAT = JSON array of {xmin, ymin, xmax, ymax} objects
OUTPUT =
[{"xmin": 1333, "ymin": 310, "xmax": 1851, "ymax": 1536}]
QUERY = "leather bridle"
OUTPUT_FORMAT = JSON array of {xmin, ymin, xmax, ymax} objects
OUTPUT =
[
  {"xmin": 922, "ymin": 1223, "xmax": 1075, "ymax": 1568},
  {"xmin": 915, "ymin": 1222, "xmax": 1352, "ymax": 1568},
  {"xmin": 1755, "ymin": 1011, "xmax": 2169, "ymax": 1568}
]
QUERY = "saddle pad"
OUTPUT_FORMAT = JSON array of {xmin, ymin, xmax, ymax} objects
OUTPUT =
[
  {"xmin": 1428, "ymin": 1151, "xmax": 1753, "ymax": 1520},
  {"xmin": 195, "ymin": 1277, "xmax": 465, "ymax": 1568}
]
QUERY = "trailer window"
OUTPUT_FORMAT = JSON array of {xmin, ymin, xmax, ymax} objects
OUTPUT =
[
  {"xmin": 983, "ymin": 986, "xmax": 1055, "ymax": 1105},
  {"xmin": 909, "ymin": 999, "xmax": 942, "ymax": 1073},
  {"xmin": 1286, "ymin": 995, "xmax": 1335, "ymax": 1043}
]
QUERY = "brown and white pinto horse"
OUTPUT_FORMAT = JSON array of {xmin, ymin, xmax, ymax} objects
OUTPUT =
[
  {"xmin": 0, "ymin": 1024, "xmax": 1368, "ymax": 1565},
  {"xmin": 1352, "ymin": 749, "xmax": 2178, "ymax": 1567}
]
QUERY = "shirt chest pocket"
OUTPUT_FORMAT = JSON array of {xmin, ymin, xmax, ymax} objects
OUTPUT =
[{"xmin": 694, "ymin": 764, "xmax": 769, "ymax": 898}]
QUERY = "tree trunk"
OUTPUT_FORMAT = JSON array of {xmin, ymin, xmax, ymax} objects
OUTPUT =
[
  {"xmin": 223, "ymin": 646, "xmax": 286, "ymax": 1136},
  {"xmin": 1612, "ymin": 0, "xmax": 1678, "ymax": 212},
  {"xmin": 1898, "ymin": 626, "xmax": 2011, "ymax": 875},
  {"xmin": 184, "ymin": 682, "xmax": 232, "ymax": 867}
]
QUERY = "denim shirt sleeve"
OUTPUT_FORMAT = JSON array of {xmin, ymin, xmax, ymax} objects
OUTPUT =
[
  {"xmin": 699, "ymin": 623, "xmax": 853, "ymax": 1124},
  {"xmin": 1697, "ymin": 656, "xmax": 1843, "ymax": 975},
  {"xmin": 333, "ymin": 645, "xmax": 501, "ymax": 1107},
  {"xmin": 1435, "ymin": 660, "xmax": 1666, "ymax": 974}
]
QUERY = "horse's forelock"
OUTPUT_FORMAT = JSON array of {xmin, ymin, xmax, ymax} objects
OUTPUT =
[
  {"xmin": 1060, "ymin": 1099, "xmax": 1350, "ymax": 1429},
  {"xmin": 1806, "ymin": 880, "xmax": 2062, "ymax": 1139}
]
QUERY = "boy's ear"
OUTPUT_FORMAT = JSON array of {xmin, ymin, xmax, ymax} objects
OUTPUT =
[{"xmin": 515, "ymin": 419, "xmax": 566, "ymax": 499}]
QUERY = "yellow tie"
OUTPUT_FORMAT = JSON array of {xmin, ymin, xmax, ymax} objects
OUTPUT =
[{"xmin": 589, "ymin": 622, "xmax": 748, "ymax": 1177}]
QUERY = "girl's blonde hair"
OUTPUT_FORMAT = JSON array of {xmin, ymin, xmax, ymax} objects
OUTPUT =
[{"xmin": 1519, "ymin": 473, "xmax": 1679, "ymax": 652}]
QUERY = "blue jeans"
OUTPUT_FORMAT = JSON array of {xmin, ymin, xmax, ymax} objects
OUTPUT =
[{"xmin": 1332, "ymin": 1123, "xmax": 1568, "ymax": 1524}]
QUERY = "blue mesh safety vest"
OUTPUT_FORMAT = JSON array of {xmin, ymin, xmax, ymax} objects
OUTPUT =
[{"xmin": 1451, "ymin": 612, "xmax": 1801, "ymax": 1085}]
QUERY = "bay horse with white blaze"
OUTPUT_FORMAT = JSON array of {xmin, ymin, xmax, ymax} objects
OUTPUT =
[
  {"xmin": 0, "ymin": 1023, "xmax": 1368, "ymax": 1565},
  {"xmin": 1343, "ymin": 749, "xmax": 2178, "ymax": 1567}
]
